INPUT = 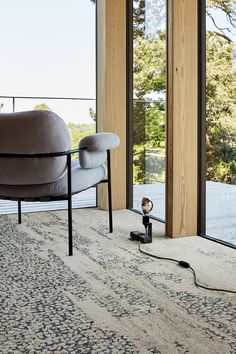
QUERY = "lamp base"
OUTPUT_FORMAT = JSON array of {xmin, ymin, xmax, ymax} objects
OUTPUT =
[{"xmin": 130, "ymin": 231, "xmax": 152, "ymax": 244}]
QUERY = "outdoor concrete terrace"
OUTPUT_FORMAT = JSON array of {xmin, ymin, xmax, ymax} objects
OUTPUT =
[
  {"xmin": 0, "ymin": 182, "xmax": 235, "ymax": 247},
  {"xmin": 133, "ymin": 181, "xmax": 236, "ymax": 246},
  {"xmin": 0, "ymin": 189, "xmax": 96, "ymax": 215}
]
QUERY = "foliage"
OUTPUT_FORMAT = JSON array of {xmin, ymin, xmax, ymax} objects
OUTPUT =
[
  {"xmin": 133, "ymin": 0, "xmax": 145, "ymax": 38},
  {"xmin": 133, "ymin": 1, "xmax": 166, "ymax": 184},
  {"xmin": 89, "ymin": 107, "xmax": 96, "ymax": 122},
  {"xmin": 134, "ymin": 35, "xmax": 166, "ymax": 97},
  {"xmin": 34, "ymin": 103, "xmax": 52, "ymax": 111},
  {"xmin": 206, "ymin": 32, "xmax": 236, "ymax": 183},
  {"xmin": 67, "ymin": 123, "xmax": 95, "ymax": 151},
  {"xmin": 204, "ymin": 1, "xmax": 236, "ymax": 183}
]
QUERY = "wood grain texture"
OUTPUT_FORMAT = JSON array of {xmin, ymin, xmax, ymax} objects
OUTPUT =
[
  {"xmin": 166, "ymin": 0, "xmax": 198, "ymax": 237},
  {"xmin": 97, "ymin": 0, "xmax": 126, "ymax": 210}
]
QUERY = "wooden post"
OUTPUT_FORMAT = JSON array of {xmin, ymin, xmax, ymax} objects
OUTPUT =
[
  {"xmin": 96, "ymin": 0, "xmax": 126, "ymax": 210},
  {"xmin": 166, "ymin": 0, "xmax": 198, "ymax": 237}
]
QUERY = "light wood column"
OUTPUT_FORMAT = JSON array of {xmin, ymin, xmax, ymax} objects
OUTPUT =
[
  {"xmin": 96, "ymin": 0, "xmax": 126, "ymax": 210},
  {"xmin": 166, "ymin": 0, "xmax": 198, "ymax": 237}
]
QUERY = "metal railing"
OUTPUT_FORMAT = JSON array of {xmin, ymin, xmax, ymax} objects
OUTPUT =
[{"xmin": 0, "ymin": 95, "xmax": 96, "ymax": 113}]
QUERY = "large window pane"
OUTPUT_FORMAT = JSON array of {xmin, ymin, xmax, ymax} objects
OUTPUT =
[
  {"xmin": 0, "ymin": 0, "xmax": 96, "ymax": 213},
  {"xmin": 132, "ymin": 0, "xmax": 166, "ymax": 220},
  {"xmin": 206, "ymin": 1, "xmax": 236, "ymax": 245}
]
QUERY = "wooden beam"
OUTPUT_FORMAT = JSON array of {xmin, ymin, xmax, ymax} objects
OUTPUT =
[
  {"xmin": 166, "ymin": 0, "xmax": 198, "ymax": 237},
  {"xmin": 96, "ymin": 0, "xmax": 126, "ymax": 210}
]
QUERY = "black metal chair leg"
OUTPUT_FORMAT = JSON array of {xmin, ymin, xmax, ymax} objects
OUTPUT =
[
  {"xmin": 18, "ymin": 200, "xmax": 21, "ymax": 224},
  {"xmin": 107, "ymin": 150, "xmax": 113, "ymax": 233},
  {"xmin": 68, "ymin": 196, "xmax": 73, "ymax": 256},
  {"xmin": 67, "ymin": 154, "xmax": 73, "ymax": 256}
]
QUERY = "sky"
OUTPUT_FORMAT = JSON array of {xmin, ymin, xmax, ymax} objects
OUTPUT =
[
  {"xmin": 0, "ymin": 1, "xmax": 235, "ymax": 123},
  {"xmin": 0, "ymin": 0, "xmax": 96, "ymax": 124}
]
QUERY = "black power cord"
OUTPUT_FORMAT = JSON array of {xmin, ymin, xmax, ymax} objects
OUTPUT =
[{"xmin": 138, "ymin": 243, "xmax": 236, "ymax": 295}]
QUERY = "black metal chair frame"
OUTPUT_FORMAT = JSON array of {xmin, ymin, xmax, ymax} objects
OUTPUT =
[{"xmin": 0, "ymin": 148, "xmax": 113, "ymax": 256}]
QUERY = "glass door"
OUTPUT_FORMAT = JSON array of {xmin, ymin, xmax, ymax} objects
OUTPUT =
[
  {"xmin": 132, "ymin": 0, "xmax": 166, "ymax": 220},
  {"xmin": 205, "ymin": 0, "xmax": 236, "ymax": 246}
]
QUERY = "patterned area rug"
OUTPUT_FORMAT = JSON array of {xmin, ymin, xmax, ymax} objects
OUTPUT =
[{"xmin": 0, "ymin": 209, "xmax": 235, "ymax": 354}]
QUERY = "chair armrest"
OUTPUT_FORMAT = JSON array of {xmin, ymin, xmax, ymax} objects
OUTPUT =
[{"xmin": 79, "ymin": 132, "xmax": 120, "ymax": 151}]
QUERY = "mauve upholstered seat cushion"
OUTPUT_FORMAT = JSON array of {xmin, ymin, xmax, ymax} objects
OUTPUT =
[
  {"xmin": 79, "ymin": 132, "xmax": 120, "ymax": 168},
  {"xmin": 0, "ymin": 110, "xmax": 71, "ymax": 185},
  {"xmin": 0, "ymin": 160, "xmax": 107, "ymax": 200}
]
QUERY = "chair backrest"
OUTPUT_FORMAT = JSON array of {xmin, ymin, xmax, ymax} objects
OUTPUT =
[{"xmin": 0, "ymin": 110, "xmax": 71, "ymax": 185}]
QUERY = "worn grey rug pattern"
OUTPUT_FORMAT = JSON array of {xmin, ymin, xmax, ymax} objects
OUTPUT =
[{"xmin": 0, "ymin": 209, "xmax": 235, "ymax": 354}]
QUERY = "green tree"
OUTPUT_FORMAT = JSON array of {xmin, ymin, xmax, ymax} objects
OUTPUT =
[
  {"xmin": 67, "ymin": 123, "xmax": 95, "ymax": 153},
  {"xmin": 89, "ymin": 107, "xmax": 96, "ymax": 122},
  {"xmin": 206, "ymin": 31, "xmax": 236, "ymax": 183},
  {"xmin": 34, "ymin": 103, "xmax": 52, "ymax": 111},
  {"xmin": 205, "ymin": 0, "xmax": 236, "ymax": 183},
  {"xmin": 133, "ymin": 1, "xmax": 166, "ymax": 184}
]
